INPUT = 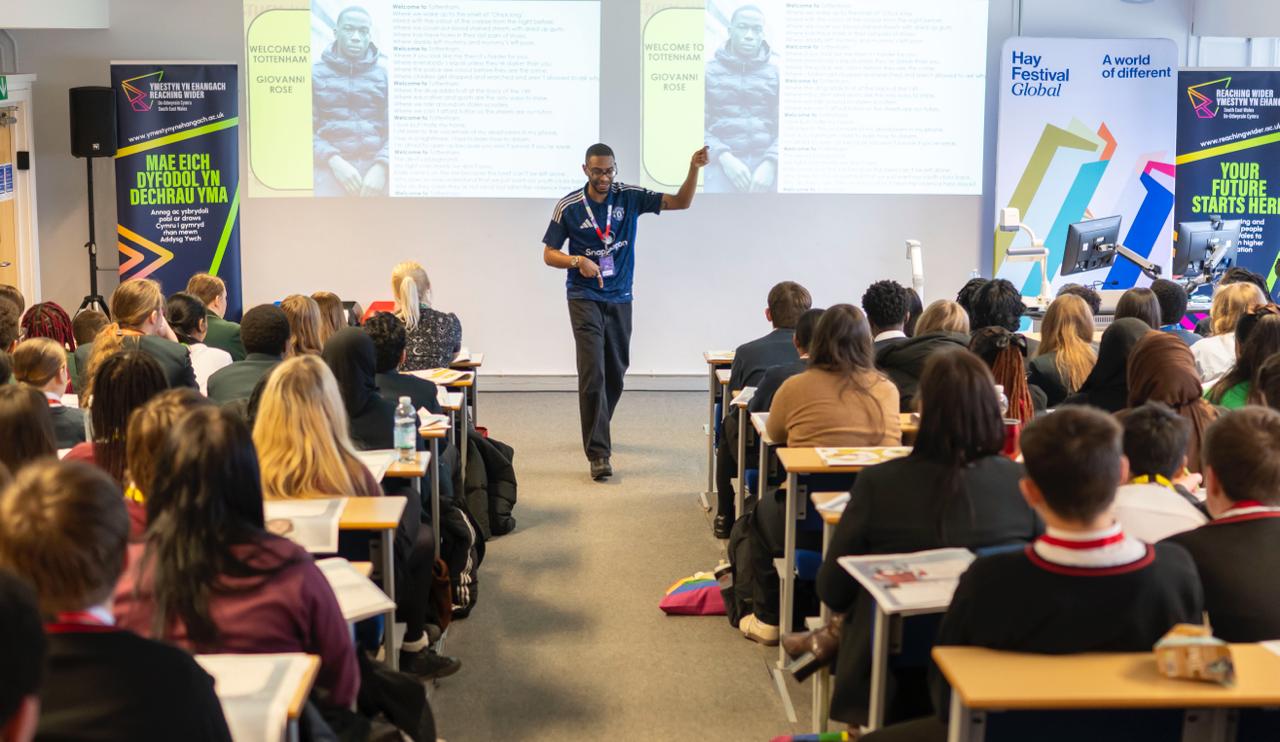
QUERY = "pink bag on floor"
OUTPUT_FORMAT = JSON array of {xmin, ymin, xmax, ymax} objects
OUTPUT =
[{"xmin": 659, "ymin": 572, "xmax": 726, "ymax": 615}]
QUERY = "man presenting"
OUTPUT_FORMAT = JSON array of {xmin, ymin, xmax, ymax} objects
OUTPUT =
[{"xmin": 543, "ymin": 144, "xmax": 709, "ymax": 480}]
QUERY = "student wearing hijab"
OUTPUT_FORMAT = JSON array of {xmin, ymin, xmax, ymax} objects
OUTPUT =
[
  {"xmin": 1061, "ymin": 318, "xmax": 1152, "ymax": 413},
  {"xmin": 322, "ymin": 328, "xmax": 425, "ymax": 452},
  {"xmin": 1122, "ymin": 332, "xmax": 1218, "ymax": 474}
]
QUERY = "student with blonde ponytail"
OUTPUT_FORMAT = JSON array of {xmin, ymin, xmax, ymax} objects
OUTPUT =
[
  {"xmin": 391, "ymin": 260, "xmax": 461, "ymax": 370},
  {"xmin": 76, "ymin": 279, "xmax": 197, "ymax": 396},
  {"xmin": 1028, "ymin": 294, "xmax": 1097, "ymax": 407},
  {"xmin": 11, "ymin": 337, "xmax": 86, "ymax": 448}
]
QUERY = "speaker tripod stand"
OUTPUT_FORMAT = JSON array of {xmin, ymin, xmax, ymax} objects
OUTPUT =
[{"xmin": 77, "ymin": 156, "xmax": 109, "ymax": 317}]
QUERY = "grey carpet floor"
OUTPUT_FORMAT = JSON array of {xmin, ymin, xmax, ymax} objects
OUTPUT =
[{"xmin": 429, "ymin": 391, "xmax": 810, "ymax": 741}]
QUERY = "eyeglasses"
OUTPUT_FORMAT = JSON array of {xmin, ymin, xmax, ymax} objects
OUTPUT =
[{"xmin": 587, "ymin": 167, "xmax": 617, "ymax": 178}]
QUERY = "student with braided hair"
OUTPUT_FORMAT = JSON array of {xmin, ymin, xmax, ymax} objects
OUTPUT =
[
  {"xmin": 64, "ymin": 351, "xmax": 168, "ymax": 485},
  {"xmin": 969, "ymin": 326, "xmax": 1043, "ymax": 423},
  {"xmin": 11, "ymin": 338, "xmax": 86, "ymax": 448},
  {"xmin": 20, "ymin": 301, "xmax": 76, "ymax": 351}
]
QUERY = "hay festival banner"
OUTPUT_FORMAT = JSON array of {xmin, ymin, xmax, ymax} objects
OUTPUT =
[
  {"xmin": 1176, "ymin": 69, "xmax": 1280, "ymax": 301},
  {"xmin": 111, "ymin": 62, "xmax": 242, "ymax": 317}
]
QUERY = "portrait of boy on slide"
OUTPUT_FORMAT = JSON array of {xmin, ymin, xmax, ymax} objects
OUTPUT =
[
  {"xmin": 704, "ymin": 2, "xmax": 779, "ymax": 193},
  {"xmin": 313, "ymin": 4, "xmax": 390, "ymax": 197}
]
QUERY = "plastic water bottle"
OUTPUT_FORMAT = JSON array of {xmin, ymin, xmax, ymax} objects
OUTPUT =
[
  {"xmin": 394, "ymin": 396, "xmax": 416, "ymax": 463},
  {"xmin": 995, "ymin": 384, "xmax": 1009, "ymax": 416}
]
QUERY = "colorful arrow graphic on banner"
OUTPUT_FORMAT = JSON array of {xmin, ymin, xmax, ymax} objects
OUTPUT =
[{"xmin": 117, "ymin": 224, "xmax": 174, "ymax": 280}]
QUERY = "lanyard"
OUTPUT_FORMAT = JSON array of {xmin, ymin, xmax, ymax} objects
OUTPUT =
[
  {"xmin": 581, "ymin": 187, "xmax": 614, "ymax": 247},
  {"xmin": 1131, "ymin": 474, "xmax": 1174, "ymax": 489}
]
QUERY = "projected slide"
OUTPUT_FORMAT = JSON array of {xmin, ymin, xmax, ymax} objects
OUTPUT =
[
  {"xmin": 641, "ymin": 0, "xmax": 989, "ymax": 195},
  {"xmin": 244, "ymin": 0, "xmax": 600, "ymax": 198}
]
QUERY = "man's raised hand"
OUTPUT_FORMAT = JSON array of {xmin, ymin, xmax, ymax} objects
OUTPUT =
[{"xmin": 692, "ymin": 146, "xmax": 710, "ymax": 169}]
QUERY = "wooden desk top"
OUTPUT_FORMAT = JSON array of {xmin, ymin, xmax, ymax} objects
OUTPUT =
[
  {"xmin": 704, "ymin": 351, "xmax": 734, "ymax": 366},
  {"xmin": 385, "ymin": 451, "xmax": 430, "ymax": 478},
  {"xmin": 933, "ymin": 644, "xmax": 1280, "ymax": 710},
  {"xmin": 419, "ymin": 424, "xmax": 449, "ymax": 440},
  {"xmin": 339, "ymin": 496, "xmax": 407, "ymax": 530},
  {"xmin": 441, "ymin": 392, "xmax": 465, "ymax": 411},
  {"xmin": 810, "ymin": 491, "xmax": 847, "ymax": 525},
  {"xmin": 750, "ymin": 412, "xmax": 775, "ymax": 445},
  {"xmin": 900, "ymin": 412, "xmax": 919, "ymax": 434},
  {"xmin": 715, "ymin": 369, "xmax": 731, "ymax": 385},
  {"xmin": 450, "ymin": 352, "xmax": 485, "ymax": 369},
  {"xmin": 776, "ymin": 446, "xmax": 911, "ymax": 474},
  {"xmin": 288, "ymin": 655, "xmax": 321, "ymax": 719},
  {"xmin": 351, "ymin": 561, "xmax": 374, "ymax": 578}
]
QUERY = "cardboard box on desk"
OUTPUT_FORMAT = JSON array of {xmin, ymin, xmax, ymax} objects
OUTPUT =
[{"xmin": 1154, "ymin": 623, "xmax": 1235, "ymax": 686}]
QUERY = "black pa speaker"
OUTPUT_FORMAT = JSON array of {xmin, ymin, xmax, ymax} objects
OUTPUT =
[{"xmin": 69, "ymin": 86, "xmax": 117, "ymax": 158}]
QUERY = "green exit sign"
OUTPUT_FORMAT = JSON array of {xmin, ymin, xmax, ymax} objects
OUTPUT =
[{"xmin": 0, "ymin": 77, "xmax": 7, "ymax": 101}]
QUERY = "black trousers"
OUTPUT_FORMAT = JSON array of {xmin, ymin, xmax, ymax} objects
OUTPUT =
[{"xmin": 568, "ymin": 299, "xmax": 632, "ymax": 461}]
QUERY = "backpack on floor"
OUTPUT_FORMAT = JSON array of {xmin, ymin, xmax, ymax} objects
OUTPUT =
[
  {"xmin": 723, "ymin": 509, "xmax": 757, "ymax": 628},
  {"xmin": 460, "ymin": 430, "xmax": 519, "ymax": 540}
]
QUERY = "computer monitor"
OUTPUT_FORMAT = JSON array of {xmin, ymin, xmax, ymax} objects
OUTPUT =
[
  {"xmin": 1061, "ymin": 216, "xmax": 1122, "ymax": 276},
  {"xmin": 1173, "ymin": 219, "xmax": 1241, "ymax": 277}
]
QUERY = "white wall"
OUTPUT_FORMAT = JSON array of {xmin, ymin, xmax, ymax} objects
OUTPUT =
[
  {"xmin": 0, "ymin": 1, "xmax": 109, "ymax": 29},
  {"xmin": 8, "ymin": 0, "xmax": 1199, "ymax": 375}
]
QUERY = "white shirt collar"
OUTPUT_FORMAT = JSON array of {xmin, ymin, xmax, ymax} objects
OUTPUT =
[
  {"xmin": 43, "ymin": 391, "xmax": 62, "ymax": 404},
  {"xmin": 87, "ymin": 604, "xmax": 115, "ymax": 626},
  {"xmin": 1216, "ymin": 502, "xmax": 1280, "ymax": 520},
  {"xmin": 1032, "ymin": 522, "xmax": 1149, "ymax": 568},
  {"xmin": 874, "ymin": 330, "xmax": 907, "ymax": 342}
]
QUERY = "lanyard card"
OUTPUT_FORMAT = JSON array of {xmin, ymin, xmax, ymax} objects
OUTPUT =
[{"xmin": 599, "ymin": 252, "xmax": 616, "ymax": 278}]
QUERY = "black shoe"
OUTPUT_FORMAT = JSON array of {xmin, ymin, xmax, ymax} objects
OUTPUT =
[
  {"xmin": 713, "ymin": 514, "xmax": 732, "ymax": 539},
  {"xmin": 399, "ymin": 647, "xmax": 461, "ymax": 679},
  {"xmin": 590, "ymin": 458, "xmax": 612, "ymax": 480}
]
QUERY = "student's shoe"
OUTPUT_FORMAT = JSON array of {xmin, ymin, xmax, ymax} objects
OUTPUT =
[
  {"xmin": 400, "ymin": 647, "xmax": 462, "ymax": 680},
  {"xmin": 739, "ymin": 614, "xmax": 780, "ymax": 646},
  {"xmin": 590, "ymin": 458, "xmax": 612, "ymax": 480},
  {"xmin": 713, "ymin": 514, "xmax": 732, "ymax": 539}
]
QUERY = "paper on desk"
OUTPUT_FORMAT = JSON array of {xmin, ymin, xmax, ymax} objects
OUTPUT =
[
  {"xmin": 452, "ymin": 347, "xmax": 471, "ymax": 363},
  {"xmin": 705, "ymin": 350, "xmax": 734, "ymax": 362},
  {"xmin": 408, "ymin": 367, "xmax": 470, "ymax": 385},
  {"xmin": 57, "ymin": 448, "xmax": 70, "ymax": 460},
  {"xmin": 838, "ymin": 548, "xmax": 975, "ymax": 613},
  {"xmin": 731, "ymin": 386, "xmax": 756, "ymax": 407},
  {"xmin": 815, "ymin": 492, "xmax": 851, "ymax": 515},
  {"xmin": 263, "ymin": 498, "xmax": 347, "ymax": 554},
  {"xmin": 817, "ymin": 447, "xmax": 912, "ymax": 467},
  {"xmin": 417, "ymin": 408, "xmax": 450, "ymax": 430},
  {"xmin": 196, "ymin": 653, "xmax": 313, "ymax": 742},
  {"xmin": 355, "ymin": 450, "xmax": 395, "ymax": 482},
  {"xmin": 317, "ymin": 557, "xmax": 396, "ymax": 623},
  {"xmin": 1264, "ymin": 640, "xmax": 1280, "ymax": 659}
]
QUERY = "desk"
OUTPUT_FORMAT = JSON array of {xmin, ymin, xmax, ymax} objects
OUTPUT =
[
  {"xmin": 419, "ymin": 424, "xmax": 449, "ymax": 564},
  {"xmin": 933, "ymin": 644, "xmax": 1280, "ymax": 742},
  {"xmin": 450, "ymin": 351, "xmax": 484, "ymax": 425},
  {"xmin": 288, "ymin": 655, "xmax": 321, "ymax": 729},
  {"xmin": 339, "ymin": 495, "xmax": 408, "ymax": 669},
  {"xmin": 900, "ymin": 412, "xmax": 919, "ymax": 444},
  {"xmin": 439, "ymin": 380, "xmax": 472, "ymax": 477},
  {"xmin": 806, "ymin": 491, "xmax": 847, "ymax": 732},
  {"xmin": 751, "ymin": 412, "xmax": 776, "ymax": 509},
  {"xmin": 729, "ymin": 389, "xmax": 751, "ymax": 520},
  {"xmin": 703, "ymin": 351, "xmax": 735, "ymax": 511}
]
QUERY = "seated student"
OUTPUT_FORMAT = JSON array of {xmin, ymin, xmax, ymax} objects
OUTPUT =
[
  {"xmin": 1204, "ymin": 306, "xmax": 1280, "ymax": 409},
  {"xmin": 969, "ymin": 327, "xmax": 1044, "ymax": 421},
  {"xmin": 11, "ymin": 338, "xmax": 85, "ymax": 448},
  {"xmin": 76, "ymin": 279, "xmax": 197, "ymax": 394},
  {"xmin": 71, "ymin": 308, "xmax": 108, "ymax": 348},
  {"xmin": 1254, "ymin": 352, "xmax": 1280, "ymax": 409},
  {"xmin": 0, "ymin": 568, "xmax": 42, "ymax": 742},
  {"xmin": 0, "ymin": 296, "xmax": 18, "ymax": 354},
  {"xmin": 814, "ymin": 350, "xmax": 1041, "ymax": 726},
  {"xmin": 254, "ymin": 355, "xmax": 461, "ymax": 679},
  {"xmin": 0, "ymin": 284, "xmax": 23, "ymax": 316},
  {"xmin": 954, "ymin": 277, "xmax": 988, "ymax": 318},
  {"xmin": 863, "ymin": 280, "xmax": 909, "ymax": 352},
  {"xmin": 1114, "ymin": 403, "xmax": 1209, "ymax": 542},
  {"xmin": 64, "ymin": 351, "xmax": 168, "ymax": 484},
  {"xmin": 392, "ymin": 261, "xmax": 462, "ymax": 371},
  {"xmin": 1192, "ymin": 281, "xmax": 1266, "ymax": 382},
  {"xmin": 749, "ymin": 307, "xmax": 825, "ymax": 416},
  {"xmin": 1028, "ymin": 294, "xmax": 1096, "ymax": 408},
  {"xmin": 166, "ymin": 292, "xmax": 233, "ymax": 395},
  {"xmin": 0, "ymin": 386, "xmax": 57, "ymax": 474},
  {"xmin": 186, "ymin": 272, "xmax": 246, "ymax": 361},
  {"xmin": 19, "ymin": 301, "xmax": 77, "ymax": 373},
  {"xmin": 1193, "ymin": 266, "xmax": 1271, "ymax": 336},
  {"xmin": 1124, "ymin": 332, "xmax": 1218, "ymax": 473},
  {"xmin": 903, "ymin": 288, "xmax": 923, "ymax": 337},
  {"xmin": 739, "ymin": 305, "xmax": 901, "ymax": 644},
  {"xmin": 312, "ymin": 290, "xmax": 348, "ymax": 346},
  {"xmin": 124, "ymin": 389, "xmax": 213, "ymax": 540},
  {"xmin": 363, "ymin": 311, "xmax": 444, "ymax": 416},
  {"xmin": 114, "ymin": 406, "xmax": 359, "ymax": 708},
  {"xmin": 1057, "ymin": 282, "xmax": 1102, "ymax": 316},
  {"xmin": 207, "ymin": 304, "xmax": 292, "ymax": 405},
  {"xmin": 1061, "ymin": 318, "xmax": 1151, "ymax": 413},
  {"xmin": 865, "ymin": 407, "xmax": 1203, "ymax": 742},
  {"xmin": 1151, "ymin": 278, "xmax": 1200, "ymax": 346},
  {"xmin": 0, "ymin": 461, "xmax": 231, "ymax": 740},
  {"xmin": 877, "ymin": 299, "xmax": 970, "ymax": 411},
  {"xmin": 281, "ymin": 294, "xmax": 325, "ymax": 357},
  {"xmin": 322, "ymin": 327, "xmax": 428, "ymax": 454},
  {"xmin": 1165, "ymin": 408, "xmax": 1280, "ymax": 641},
  {"xmin": 715, "ymin": 281, "xmax": 812, "ymax": 534},
  {"xmin": 1114, "ymin": 286, "xmax": 1162, "ymax": 329}
]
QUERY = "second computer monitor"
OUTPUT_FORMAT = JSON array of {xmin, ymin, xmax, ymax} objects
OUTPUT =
[
  {"xmin": 1174, "ymin": 219, "xmax": 1241, "ymax": 277},
  {"xmin": 1061, "ymin": 216, "xmax": 1122, "ymax": 276}
]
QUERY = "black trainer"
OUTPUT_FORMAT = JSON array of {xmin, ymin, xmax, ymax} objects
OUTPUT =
[
  {"xmin": 590, "ymin": 457, "xmax": 613, "ymax": 480},
  {"xmin": 399, "ymin": 647, "xmax": 462, "ymax": 680}
]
